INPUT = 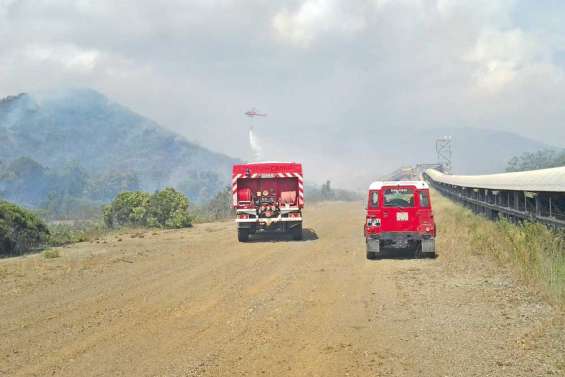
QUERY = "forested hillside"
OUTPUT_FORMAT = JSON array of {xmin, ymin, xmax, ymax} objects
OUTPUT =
[
  {"xmin": 0, "ymin": 89, "xmax": 239, "ymax": 215},
  {"xmin": 506, "ymin": 149, "xmax": 565, "ymax": 172}
]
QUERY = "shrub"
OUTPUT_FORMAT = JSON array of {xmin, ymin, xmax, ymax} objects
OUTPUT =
[
  {"xmin": 147, "ymin": 188, "xmax": 192, "ymax": 228},
  {"xmin": 105, "ymin": 191, "xmax": 150, "ymax": 227},
  {"xmin": 42, "ymin": 249, "xmax": 60, "ymax": 259},
  {"xmin": 0, "ymin": 201, "xmax": 50, "ymax": 256},
  {"xmin": 104, "ymin": 188, "xmax": 192, "ymax": 229},
  {"xmin": 103, "ymin": 205, "xmax": 113, "ymax": 228}
]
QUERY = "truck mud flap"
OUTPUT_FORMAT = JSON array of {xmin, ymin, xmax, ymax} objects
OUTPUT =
[
  {"xmin": 367, "ymin": 239, "xmax": 381, "ymax": 253},
  {"xmin": 421, "ymin": 239, "xmax": 436, "ymax": 257},
  {"xmin": 366, "ymin": 239, "xmax": 381, "ymax": 259}
]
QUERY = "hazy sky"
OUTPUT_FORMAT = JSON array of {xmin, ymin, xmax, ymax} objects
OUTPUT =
[{"xmin": 1, "ymin": 0, "xmax": 564, "ymax": 181}]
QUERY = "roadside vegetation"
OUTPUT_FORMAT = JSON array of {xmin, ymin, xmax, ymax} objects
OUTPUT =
[
  {"xmin": 506, "ymin": 148, "xmax": 565, "ymax": 172},
  {"xmin": 42, "ymin": 249, "xmax": 60, "ymax": 259},
  {"xmin": 305, "ymin": 180, "xmax": 362, "ymax": 202},
  {"xmin": 1, "ymin": 187, "xmax": 201, "ymax": 256},
  {"xmin": 47, "ymin": 221, "xmax": 108, "ymax": 247},
  {"xmin": 191, "ymin": 187, "xmax": 234, "ymax": 223},
  {"xmin": 103, "ymin": 188, "xmax": 192, "ymax": 229},
  {"xmin": 0, "ymin": 200, "xmax": 50, "ymax": 256},
  {"xmin": 433, "ymin": 191, "xmax": 565, "ymax": 306},
  {"xmin": 0, "ymin": 156, "xmax": 229, "ymax": 221}
]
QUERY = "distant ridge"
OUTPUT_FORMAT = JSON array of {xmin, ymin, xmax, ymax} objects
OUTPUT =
[{"xmin": 0, "ymin": 88, "xmax": 239, "ymax": 202}]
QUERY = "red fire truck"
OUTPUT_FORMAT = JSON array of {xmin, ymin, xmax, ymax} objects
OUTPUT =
[
  {"xmin": 232, "ymin": 162, "xmax": 304, "ymax": 242},
  {"xmin": 364, "ymin": 181, "xmax": 436, "ymax": 259}
]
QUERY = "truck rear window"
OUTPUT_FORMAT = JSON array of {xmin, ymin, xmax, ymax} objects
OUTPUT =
[
  {"xmin": 370, "ymin": 191, "xmax": 379, "ymax": 208},
  {"xmin": 419, "ymin": 191, "xmax": 430, "ymax": 208},
  {"xmin": 383, "ymin": 188, "xmax": 414, "ymax": 208}
]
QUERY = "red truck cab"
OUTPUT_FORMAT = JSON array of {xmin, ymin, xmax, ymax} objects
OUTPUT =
[
  {"xmin": 364, "ymin": 181, "xmax": 436, "ymax": 259},
  {"xmin": 232, "ymin": 162, "xmax": 304, "ymax": 242}
]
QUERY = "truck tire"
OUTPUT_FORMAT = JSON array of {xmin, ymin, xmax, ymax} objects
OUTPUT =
[
  {"xmin": 238, "ymin": 228, "xmax": 250, "ymax": 242},
  {"xmin": 292, "ymin": 224, "xmax": 303, "ymax": 241},
  {"xmin": 366, "ymin": 250, "xmax": 378, "ymax": 260},
  {"xmin": 421, "ymin": 239, "xmax": 436, "ymax": 258}
]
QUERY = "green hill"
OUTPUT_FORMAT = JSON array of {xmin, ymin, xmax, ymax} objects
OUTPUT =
[{"xmin": 0, "ymin": 89, "xmax": 238, "ymax": 210}]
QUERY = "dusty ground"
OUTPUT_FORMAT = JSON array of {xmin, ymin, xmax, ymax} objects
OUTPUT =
[{"xmin": 1, "ymin": 201, "xmax": 564, "ymax": 376}]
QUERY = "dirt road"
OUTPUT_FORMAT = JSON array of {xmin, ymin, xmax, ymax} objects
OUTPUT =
[{"xmin": 1, "ymin": 201, "xmax": 564, "ymax": 376}]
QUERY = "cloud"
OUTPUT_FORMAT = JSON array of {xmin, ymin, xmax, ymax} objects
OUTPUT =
[
  {"xmin": 465, "ymin": 29, "xmax": 534, "ymax": 93},
  {"xmin": 23, "ymin": 44, "xmax": 100, "ymax": 72},
  {"xmin": 0, "ymin": 0, "xmax": 564, "ymax": 185},
  {"xmin": 272, "ymin": 0, "xmax": 366, "ymax": 47},
  {"xmin": 464, "ymin": 27, "xmax": 562, "ymax": 95}
]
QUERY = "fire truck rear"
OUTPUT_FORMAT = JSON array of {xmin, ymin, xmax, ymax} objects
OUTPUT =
[{"xmin": 232, "ymin": 162, "xmax": 304, "ymax": 242}]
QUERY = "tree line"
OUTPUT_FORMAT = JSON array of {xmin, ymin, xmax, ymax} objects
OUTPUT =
[
  {"xmin": 506, "ymin": 149, "xmax": 565, "ymax": 172},
  {"xmin": 0, "ymin": 156, "xmax": 227, "ymax": 220},
  {"xmin": 305, "ymin": 180, "xmax": 362, "ymax": 202}
]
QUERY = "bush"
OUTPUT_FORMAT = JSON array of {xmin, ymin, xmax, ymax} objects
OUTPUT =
[
  {"xmin": 147, "ymin": 188, "xmax": 192, "ymax": 228},
  {"xmin": 105, "ymin": 191, "xmax": 150, "ymax": 227},
  {"xmin": 0, "ymin": 201, "xmax": 50, "ymax": 256},
  {"xmin": 104, "ymin": 188, "xmax": 192, "ymax": 229},
  {"xmin": 42, "ymin": 249, "xmax": 60, "ymax": 259}
]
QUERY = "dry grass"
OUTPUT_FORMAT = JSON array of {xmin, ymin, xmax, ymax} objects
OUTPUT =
[{"xmin": 432, "ymin": 190, "xmax": 565, "ymax": 306}]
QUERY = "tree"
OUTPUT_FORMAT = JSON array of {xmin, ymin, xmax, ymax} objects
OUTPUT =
[
  {"xmin": 177, "ymin": 171, "xmax": 222, "ymax": 203},
  {"xmin": 54, "ymin": 162, "xmax": 89, "ymax": 198},
  {"xmin": 321, "ymin": 180, "xmax": 335, "ymax": 201},
  {"xmin": 0, "ymin": 201, "xmax": 49, "ymax": 255},
  {"xmin": 204, "ymin": 187, "xmax": 233, "ymax": 220},
  {"xmin": 506, "ymin": 149, "xmax": 565, "ymax": 172},
  {"xmin": 106, "ymin": 191, "xmax": 151, "ymax": 227},
  {"xmin": 104, "ymin": 188, "xmax": 192, "ymax": 229},
  {"xmin": 147, "ymin": 188, "xmax": 192, "ymax": 228},
  {"xmin": 88, "ymin": 172, "xmax": 141, "ymax": 201}
]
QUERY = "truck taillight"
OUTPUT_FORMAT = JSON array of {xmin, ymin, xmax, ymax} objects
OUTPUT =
[{"xmin": 367, "ymin": 218, "xmax": 380, "ymax": 227}]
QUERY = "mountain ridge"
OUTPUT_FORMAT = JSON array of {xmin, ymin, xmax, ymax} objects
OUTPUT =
[
  {"xmin": 0, "ymin": 88, "xmax": 239, "ymax": 193},
  {"xmin": 0, "ymin": 88, "xmax": 241, "ymax": 209}
]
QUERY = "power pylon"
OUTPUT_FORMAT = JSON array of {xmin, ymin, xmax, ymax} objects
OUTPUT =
[{"xmin": 436, "ymin": 136, "xmax": 453, "ymax": 174}]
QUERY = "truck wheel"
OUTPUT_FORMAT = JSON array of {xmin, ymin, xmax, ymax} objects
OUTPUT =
[
  {"xmin": 366, "ymin": 250, "xmax": 378, "ymax": 260},
  {"xmin": 238, "ymin": 228, "xmax": 250, "ymax": 242},
  {"xmin": 421, "ymin": 239, "xmax": 436, "ymax": 258},
  {"xmin": 292, "ymin": 224, "xmax": 303, "ymax": 241}
]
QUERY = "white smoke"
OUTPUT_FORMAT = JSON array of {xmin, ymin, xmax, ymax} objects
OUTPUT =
[{"xmin": 249, "ymin": 125, "xmax": 262, "ymax": 161}]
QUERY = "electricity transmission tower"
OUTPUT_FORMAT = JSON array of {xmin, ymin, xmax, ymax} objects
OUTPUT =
[{"xmin": 436, "ymin": 136, "xmax": 453, "ymax": 174}]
